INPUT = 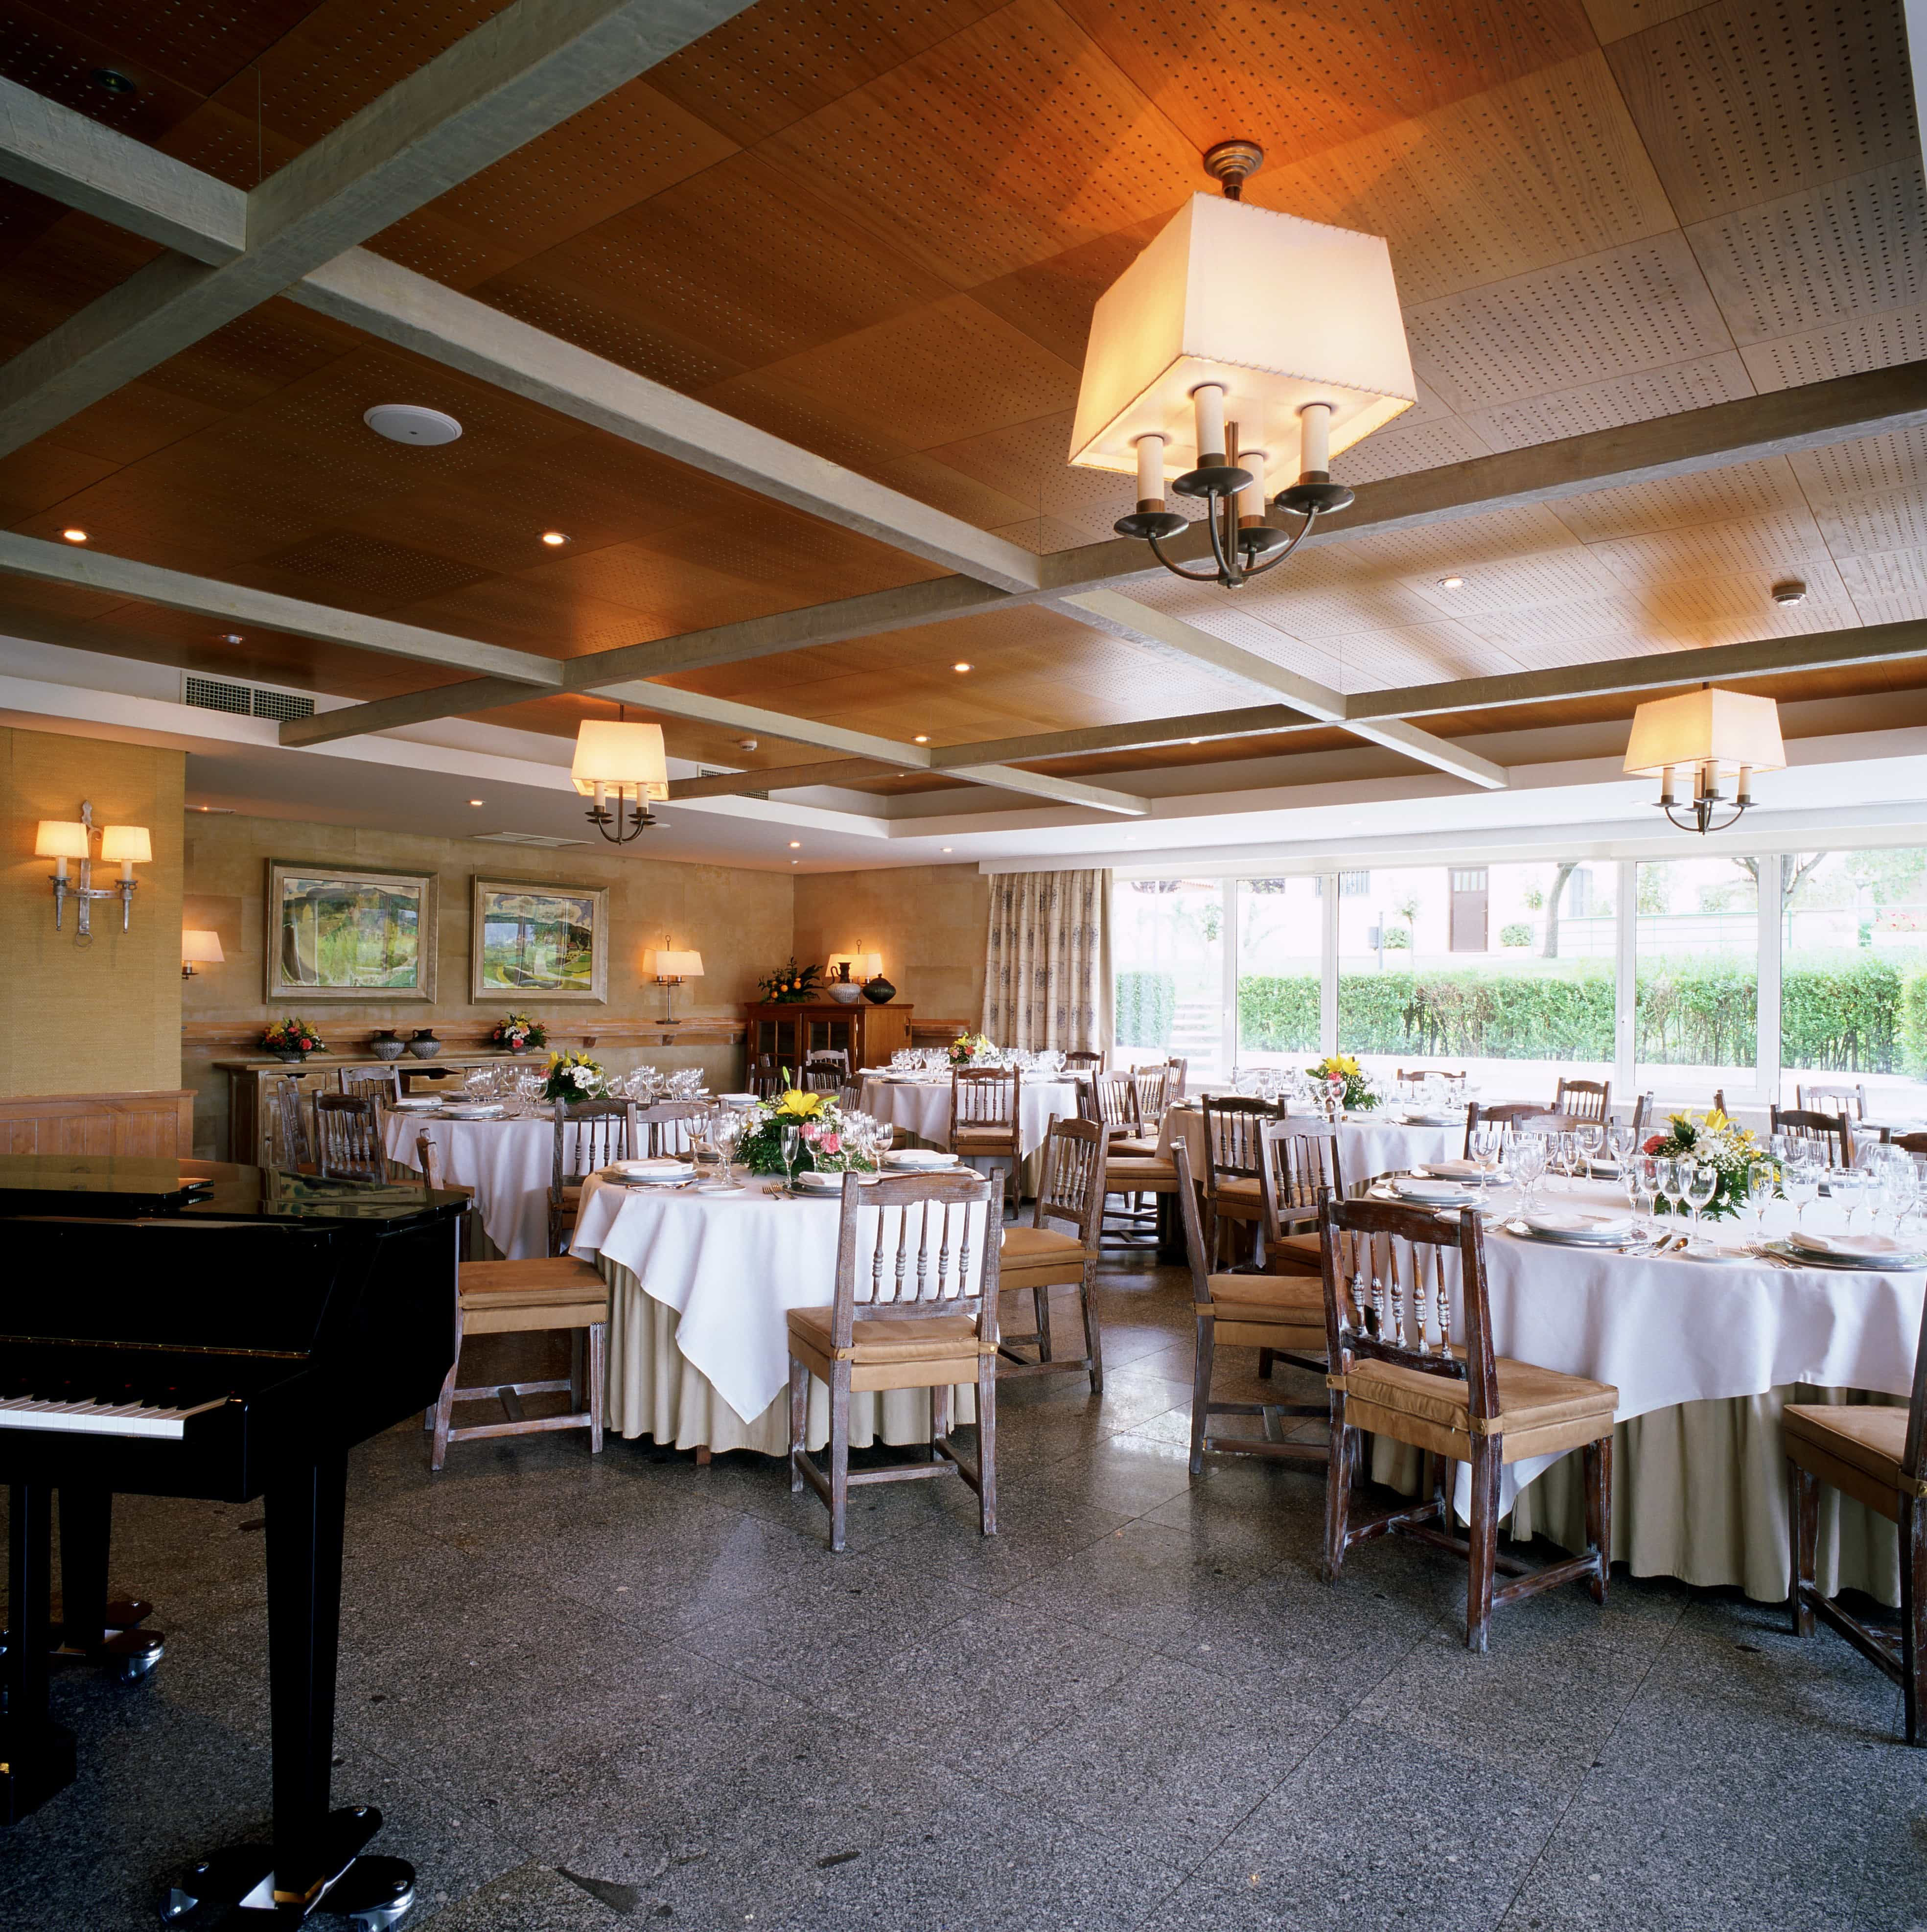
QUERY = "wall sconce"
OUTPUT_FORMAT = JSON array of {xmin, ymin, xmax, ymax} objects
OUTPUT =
[
  {"xmin": 182, "ymin": 930, "xmax": 225, "ymax": 978},
  {"xmin": 644, "ymin": 945, "xmax": 703, "ymax": 1024},
  {"xmin": 36, "ymin": 801, "xmax": 148, "ymax": 934}
]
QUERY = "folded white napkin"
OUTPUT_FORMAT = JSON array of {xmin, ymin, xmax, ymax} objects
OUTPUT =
[
  {"xmin": 883, "ymin": 1148, "xmax": 959, "ymax": 1168},
  {"xmin": 1390, "ymin": 1175, "xmax": 1478, "ymax": 1203},
  {"xmin": 611, "ymin": 1158, "xmax": 692, "ymax": 1182},
  {"xmin": 1524, "ymin": 1210, "xmax": 1635, "ymax": 1240},
  {"xmin": 1418, "ymin": 1158, "xmax": 1484, "ymax": 1181},
  {"xmin": 1788, "ymin": 1229, "xmax": 1922, "ymax": 1261}
]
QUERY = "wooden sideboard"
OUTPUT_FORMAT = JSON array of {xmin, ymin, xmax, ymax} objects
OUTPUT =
[
  {"xmin": 0, "ymin": 1089, "xmax": 194, "ymax": 1157},
  {"xmin": 743, "ymin": 1001, "xmax": 912, "ymax": 1073}
]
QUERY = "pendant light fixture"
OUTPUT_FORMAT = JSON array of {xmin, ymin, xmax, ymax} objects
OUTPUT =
[
  {"xmin": 1623, "ymin": 686, "xmax": 1786, "ymax": 835},
  {"xmin": 570, "ymin": 705, "xmax": 668, "ymax": 843},
  {"xmin": 1069, "ymin": 141, "xmax": 1416, "ymax": 589}
]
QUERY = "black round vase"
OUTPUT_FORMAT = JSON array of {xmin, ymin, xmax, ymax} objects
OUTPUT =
[{"xmin": 861, "ymin": 975, "xmax": 896, "ymax": 1004}]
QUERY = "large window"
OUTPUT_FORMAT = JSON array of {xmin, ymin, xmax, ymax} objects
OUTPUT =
[
  {"xmin": 1331, "ymin": 861, "xmax": 1614, "ymax": 1099},
  {"xmin": 1106, "ymin": 840, "xmax": 1927, "ymax": 1116},
  {"xmin": 1112, "ymin": 877, "xmax": 1228, "ymax": 1082},
  {"xmin": 1634, "ymin": 856, "xmax": 1758, "ymax": 1102},
  {"xmin": 1777, "ymin": 847, "xmax": 1927, "ymax": 1108}
]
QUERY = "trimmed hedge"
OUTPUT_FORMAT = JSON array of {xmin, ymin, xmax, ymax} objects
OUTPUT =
[
  {"xmin": 1231, "ymin": 950, "xmax": 1927, "ymax": 1071},
  {"xmin": 1115, "ymin": 970, "xmax": 1175, "ymax": 1048}
]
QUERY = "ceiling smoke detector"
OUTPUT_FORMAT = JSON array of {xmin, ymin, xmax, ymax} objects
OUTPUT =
[
  {"xmin": 1771, "ymin": 579, "xmax": 1808, "ymax": 605},
  {"xmin": 736, "ymin": 737, "xmax": 759, "ymax": 751},
  {"xmin": 363, "ymin": 404, "xmax": 463, "ymax": 446}
]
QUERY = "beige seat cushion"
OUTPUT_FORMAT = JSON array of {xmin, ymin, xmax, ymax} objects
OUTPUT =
[
  {"xmin": 458, "ymin": 1255, "xmax": 607, "ymax": 1334},
  {"xmin": 1785, "ymin": 1402, "xmax": 1917, "ymax": 1522},
  {"xmin": 953, "ymin": 1128, "xmax": 1017, "ymax": 1150},
  {"xmin": 1201, "ymin": 1269, "xmax": 1325, "ymax": 1351},
  {"xmin": 1105, "ymin": 1157, "xmax": 1178, "ymax": 1192},
  {"xmin": 787, "ymin": 1306, "xmax": 988, "ymax": 1392},
  {"xmin": 1111, "ymin": 1134, "xmax": 1160, "ymax": 1157},
  {"xmin": 1339, "ymin": 1353, "xmax": 1617, "ymax": 1466},
  {"xmin": 1208, "ymin": 1174, "xmax": 1263, "ymax": 1219},
  {"xmin": 1265, "ymin": 1231, "xmax": 1323, "ymax": 1274},
  {"xmin": 999, "ymin": 1223, "xmax": 1088, "ymax": 1285}
]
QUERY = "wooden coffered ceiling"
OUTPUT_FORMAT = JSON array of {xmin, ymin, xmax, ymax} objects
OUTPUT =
[{"xmin": 0, "ymin": 0, "xmax": 1923, "ymax": 809}]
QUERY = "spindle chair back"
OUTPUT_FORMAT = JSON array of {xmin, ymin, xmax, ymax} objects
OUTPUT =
[
  {"xmin": 313, "ymin": 1094, "xmax": 386, "ymax": 1182},
  {"xmin": 1553, "ymin": 1078, "xmax": 1611, "ymax": 1121}
]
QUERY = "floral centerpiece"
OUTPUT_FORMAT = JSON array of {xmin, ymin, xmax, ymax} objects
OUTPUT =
[
  {"xmin": 540, "ymin": 1050, "xmax": 606, "ymax": 1103},
  {"xmin": 488, "ymin": 1011, "xmax": 547, "ymax": 1053},
  {"xmin": 736, "ymin": 1077, "xmax": 876, "ymax": 1178},
  {"xmin": 758, "ymin": 957, "xmax": 822, "ymax": 1003},
  {"xmin": 1642, "ymin": 1107, "xmax": 1762, "ymax": 1219},
  {"xmin": 262, "ymin": 1016, "xmax": 325, "ymax": 1061},
  {"xmin": 1306, "ymin": 1053, "xmax": 1378, "ymax": 1111},
  {"xmin": 949, "ymin": 1031, "xmax": 995, "ymax": 1066}
]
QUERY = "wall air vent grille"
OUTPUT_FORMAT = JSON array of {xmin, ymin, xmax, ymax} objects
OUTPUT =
[{"xmin": 182, "ymin": 675, "xmax": 315, "ymax": 722}]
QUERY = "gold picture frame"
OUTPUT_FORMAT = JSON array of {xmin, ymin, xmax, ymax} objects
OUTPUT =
[
  {"xmin": 266, "ymin": 860, "xmax": 439, "ymax": 1003},
  {"xmin": 471, "ymin": 877, "xmax": 608, "ymax": 1003}
]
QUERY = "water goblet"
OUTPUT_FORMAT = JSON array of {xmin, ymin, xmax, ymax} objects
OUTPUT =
[
  {"xmin": 1511, "ymin": 1133, "xmax": 1547, "ymax": 1213},
  {"xmin": 1832, "ymin": 1166, "xmax": 1865, "ymax": 1239},
  {"xmin": 1469, "ymin": 1122, "xmax": 1503, "ymax": 1201},
  {"xmin": 1746, "ymin": 1161, "xmax": 1779, "ymax": 1244},
  {"xmin": 1576, "ymin": 1121, "xmax": 1604, "ymax": 1173},
  {"xmin": 1684, "ymin": 1162, "xmax": 1718, "ymax": 1252},
  {"xmin": 778, "ymin": 1123, "xmax": 802, "ymax": 1190},
  {"xmin": 1781, "ymin": 1159, "xmax": 1819, "ymax": 1227}
]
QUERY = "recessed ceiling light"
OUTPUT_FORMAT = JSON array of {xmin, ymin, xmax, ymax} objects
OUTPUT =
[
  {"xmin": 468, "ymin": 799, "xmax": 484, "ymax": 807},
  {"xmin": 1438, "ymin": 575, "xmax": 1464, "ymax": 589},
  {"xmin": 91, "ymin": 68, "xmax": 137, "ymax": 94},
  {"xmin": 540, "ymin": 530, "xmax": 570, "ymax": 546},
  {"xmin": 363, "ymin": 403, "xmax": 462, "ymax": 446},
  {"xmin": 61, "ymin": 528, "xmax": 88, "ymax": 543},
  {"xmin": 217, "ymin": 632, "xmax": 243, "ymax": 645},
  {"xmin": 914, "ymin": 735, "xmax": 929, "ymax": 744},
  {"xmin": 1188, "ymin": 737, "xmax": 1203, "ymax": 745},
  {"xmin": 788, "ymin": 840, "xmax": 801, "ymax": 848},
  {"xmin": 942, "ymin": 846, "xmax": 953, "ymax": 853},
  {"xmin": 952, "ymin": 662, "xmax": 972, "ymax": 673}
]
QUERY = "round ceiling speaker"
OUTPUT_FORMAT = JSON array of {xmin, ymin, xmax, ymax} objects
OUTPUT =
[{"xmin": 363, "ymin": 403, "xmax": 462, "ymax": 446}]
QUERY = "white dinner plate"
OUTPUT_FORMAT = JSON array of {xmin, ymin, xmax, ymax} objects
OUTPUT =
[
  {"xmin": 1523, "ymin": 1210, "xmax": 1638, "ymax": 1244},
  {"xmin": 610, "ymin": 1159, "xmax": 693, "ymax": 1184},
  {"xmin": 1764, "ymin": 1239, "xmax": 1925, "ymax": 1272},
  {"xmin": 882, "ymin": 1149, "xmax": 959, "ymax": 1169},
  {"xmin": 1387, "ymin": 1176, "xmax": 1480, "ymax": 1205},
  {"xmin": 390, "ymin": 1095, "xmax": 441, "ymax": 1110},
  {"xmin": 1788, "ymin": 1229, "xmax": 1926, "ymax": 1265},
  {"xmin": 718, "ymin": 1092, "xmax": 759, "ymax": 1106},
  {"xmin": 440, "ymin": 1104, "xmax": 506, "ymax": 1119},
  {"xmin": 1674, "ymin": 1244, "xmax": 1752, "ymax": 1264},
  {"xmin": 792, "ymin": 1168, "xmax": 880, "ymax": 1191}
]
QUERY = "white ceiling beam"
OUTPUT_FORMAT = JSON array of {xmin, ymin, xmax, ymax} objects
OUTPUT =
[
  {"xmin": 0, "ymin": 76, "xmax": 246, "ymax": 263},
  {"xmin": 667, "ymin": 759, "xmax": 889, "ymax": 799},
  {"xmin": 930, "ymin": 704, "xmax": 1316, "ymax": 767},
  {"xmin": 0, "ymin": 533, "xmax": 562, "ymax": 686},
  {"xmin": 1056, "ymin": 588, "xmax": 1509, "ymax": 790},
  {"xmin": 293, "ymin": 251, "xmax": 1042, "ymax": 592},
  {"xmin": 0, "ymin": 0, "xmax": 756, "ymax": 457},
  {"xmin": 279, "ymin": 676, "xmax": 561, "ymax": 746}
]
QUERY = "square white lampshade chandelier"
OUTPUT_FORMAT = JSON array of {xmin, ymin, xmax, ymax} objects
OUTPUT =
[
  {"xmin": 570, "ymin": 719, "xmax": 669, "ymax": 801},
  {"xmin": 1623, "ymin": 688, "xmax": 1786, "ymax": 780},
  {"xmin": 1068, "ymin": 193, "xmax": 1416, "ymax": 483}
]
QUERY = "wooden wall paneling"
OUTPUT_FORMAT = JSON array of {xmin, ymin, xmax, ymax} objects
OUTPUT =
[
  {"xmin": 860, "ymin": 450, "xmax": 1035, "ymax": 533},
  {"xmin": 968, "ymin": 217, "xmax": 1168, "ymax": 370},
  {"xmin": 753, "ymin": 0, "xmax": 1202, "ymax": 289},
  {"xmin": 0, "ymin": 439, "xmax": 118, "ymax": 519},
  {"xmin": 0, "ymin": 1088, "xmax": 193, "ymax": 1156},
  {"xmin": 1605, "ymin": 0, "xmax": 1918, "ymax": 225},
  {"xmin": 1741, "ymin": 305, "xmax": 1927, "ymax": 397},
  {"xmin": 1055, "ymin": 0, "xmax": 1595, "ymax": 160}
]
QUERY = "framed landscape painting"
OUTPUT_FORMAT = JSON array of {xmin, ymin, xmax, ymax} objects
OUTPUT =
[
  {"xmin": 471, "ymin": 877, "xmax": 608, "ymax": 1003},
  {"xmin": 266, "ymin": 861, "xmax": 439, "ymax": 1002}
]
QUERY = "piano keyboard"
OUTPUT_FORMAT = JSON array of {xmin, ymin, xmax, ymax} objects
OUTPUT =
[{"xmin": 0, "ymin": 1395, "xmax": 226, "ymax": 1440}]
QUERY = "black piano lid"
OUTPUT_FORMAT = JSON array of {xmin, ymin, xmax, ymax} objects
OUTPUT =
[{"xmin": 0, "ymin": 1154, "xmax": 465, "ymax": 1223}]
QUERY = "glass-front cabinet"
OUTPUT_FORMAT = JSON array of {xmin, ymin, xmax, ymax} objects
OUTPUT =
[{"xmin": 744, "ymin": 1001, "xmax": 913, "ymax": 1075}]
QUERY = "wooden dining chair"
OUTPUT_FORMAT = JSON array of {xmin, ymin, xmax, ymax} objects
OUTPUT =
[
  {"xmin": 1202, "ymin": 1093, "xmax": 1283, "ymax": 1264},
  {"xmin": 1553, "ymin": 1077, "xmax": 1611, "ymax": 1121},
  {"xmin": 1627, "ymin": 1092, "xmax": 1656, "ymax": 1138},
  {"xmin": 804, "ymin": 1049, "xmax": 850, "ymax": 1093},
  {"xmin": 1174, "ymin": 1137, "xmax": 1328, "ymax": 1476},
  {"xmin": 418, "ymin": 1135, "xmax": 608, "ymax": 1471},
  {"xmin": 1785, "ymin": 1284, "xmax": 1927, "ymax": 1742},
  {"xmin": 266, "ymin": 1073, "xmax": 314, "ymax": 1171},
  {"xmin": 338, "ymin": 1065, "xmax": 400, "ymax": 1103},
  {"xmin": 787, "ymin": 1167, "xmax": 1001, "ymax": 1551},
  {"xmin": 549, "ymin": 1099, "xmax": 636, "ymax": 1254},
  {"xmin": 1398, "ymin": 1068, "xmax": 1466, "ymax": 1085},
  {"xmin": 1769, "ymin": 1105, "xmax": 1854, "ymax": 1165},
  {"xmin": 749, "ymin": 1053, "xmax": 784, "ymax": 1100},
  {"xmin": 949, "ymin": 1066, "xmax": 1022, "ymax": 1215},
  {"xmin": 313, "ymin": 1094, "xmax": 388, "ymax": 1182},
  {"xmin": 1162, "ymin": 1055, "xmax": 1188, "ymax": 1100},
  {"xmin": 1461, "ymin": 1101, "xmax": 1585, "ymax": 1156},
  {"xmin": 1890, "ymin": 1132, "xmax": 1927, "ymax": 1157},
  {"xmin": 1318, "ymin": 1193, "xmax": 1619, "ymax": 1651},
  {"xmin": 1798, "ymin": 1080, "xmax": 1868, "ymax": 1122},
  {"xmin": 635, "ymin": 1098, "xmax": 706, "ymax": 1158},
  {"xmin": 1076, "ymin": 1072, "xmax": 1162, "ymax": 1232},
  {"xmin": 1063, "ymin": 1048, "xmax": 1104, "ymax": 1073},
  {"xmin": 996, "ymin": 1118, "xmax": 1107, "ymax": 1391}
]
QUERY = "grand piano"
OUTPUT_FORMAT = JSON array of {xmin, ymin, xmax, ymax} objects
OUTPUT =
[{"xmin": 0, "ymin": 1152, "xmax": 464, "ymax": 1928}]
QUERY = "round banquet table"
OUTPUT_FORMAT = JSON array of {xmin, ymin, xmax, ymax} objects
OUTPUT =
[
  {"xmin": 570, "ymin": 1172, "xmax": 988, "ymax": 1455},
  {"xmin": 858, "ymin": 1071, "xmax": 1081, "ymax": 1159},
  {"xmin": 383, "ymin": 1108, "xmax": 561, "ymax": 1259},
  {"xmin": 1157, "ymin": 1100, "xmax": 1463, "ymax": 1189},
  {"xmin": 1366, "ymin": 1173, "xmax": 1922, "ymax": 1604}
]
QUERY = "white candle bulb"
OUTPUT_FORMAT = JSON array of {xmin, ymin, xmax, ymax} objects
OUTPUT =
[
  {"xmin": 1191, "ymin": 383, "xmax": 1227, "ymax": 461},
  {"xmin": 1134, "ymin": 434, "xmax": 1165, "ymax": 500},
  {"xmin": 1299, "ymin": 400, "xmax": 1333, "ymax": 473},
  {"xmin": 1237, "ymin": 450, "xmax": 1269, "ymax": 519}
]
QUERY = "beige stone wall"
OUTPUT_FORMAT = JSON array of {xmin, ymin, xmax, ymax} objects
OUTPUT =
[
  {"xmin": 0, "ymin": 727, "xmax": 184, "ymax": 1098},
  {"xmin": 183, "ymin": 815, "xmax": 793, "ymax": 1157},
  {"xmin": 791, "ymin": 863, "xmax": 987, "ymax": 1028}
]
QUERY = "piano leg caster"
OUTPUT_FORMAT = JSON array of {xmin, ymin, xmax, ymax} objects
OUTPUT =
[
  {"xmin": 159, "ymin": 1807, "xmax": 415, "ymax": 1927},
  {"xmin": 55, "ymin": 1596, "xmax": 165, "ymax": 1682}
]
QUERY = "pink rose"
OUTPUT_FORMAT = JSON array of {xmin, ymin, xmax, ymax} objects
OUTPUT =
[
  {"xmin": 801, "ymin": 1122, "xmax": 821, "ymax": 1141},
  {"xmin": 818, "ymin": 1132, "xmax": 840, "ymax": 1154},
  {"xmin": 1642, "ymin": 1134, "xmax": 1663, "ymax": 1154}
]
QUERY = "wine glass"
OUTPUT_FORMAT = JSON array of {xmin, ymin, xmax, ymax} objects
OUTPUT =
[
  {"xmin": 1469, "ymin": 1122, "xmax": 1503, "ymax": 1202},
  {"xmin": 1652, "ymin": 1158, "xmax": 1681, "ymax": 1226},
  {"xmin": 778, "ymin": 1123, "xmax": 801, "ymax": 1190},
  {"xmin": 1511, "ymin": 1133, "xmax": 1547, "ymax": 1213},
  {"xmin": 712, "ymin": 1107, "xmax": 742, "ymax": 1181},
  {"xmin": 1684, "ymin": 1162, "xmax": 1718, "ymax": 1252},
  {"xmin": 1630, "ymin": 1166, "xmax": 1658, "ymax": 1242},
  {"xmin": 1576, "ymin": 1121, "xmax": 1604, "ymax": 1174},
  {"xmin": 1832, "ymin": 1166, "xmax": 1865, "ymax": 1240},
  {"xmin": 1746, "ymin": 1161, "xmax": 1779, "ymax": 1244},
  {"xmin": 1782, "ymin": 1156, "xmax": 1819, "ymax": 1228}
]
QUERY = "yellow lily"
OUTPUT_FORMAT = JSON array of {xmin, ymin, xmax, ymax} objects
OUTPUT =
[{"xmin": 777, "ymin": 1089, "xmax": 824, "ymax": 1118}]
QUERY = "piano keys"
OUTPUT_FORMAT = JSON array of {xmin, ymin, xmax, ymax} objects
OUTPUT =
[{"xmin": 0, "ymin": 1152, "xmax": 464, "ymax": 1929}]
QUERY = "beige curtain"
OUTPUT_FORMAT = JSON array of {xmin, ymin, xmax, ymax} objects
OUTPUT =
[{"xmin": 981, "ymin": 868, "xmax": 1112, "ymax": 1051}]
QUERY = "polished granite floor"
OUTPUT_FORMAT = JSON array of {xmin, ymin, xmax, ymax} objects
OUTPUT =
[{"xmin": 4, "ymin": 1253, "xmax": 1926, "ymax": 1931}]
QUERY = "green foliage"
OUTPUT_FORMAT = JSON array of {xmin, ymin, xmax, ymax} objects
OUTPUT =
[
  {"xmin": 1778, "ymin": 950, "xmax": 1912, "ymax": 1071},
  {"xmin": 1115, "ymin": 970, "xmax": 1175, "ymax": 1048},
  {"xmin": 1381, "ymin": 927, "xmax": 1411, "ymax": 950},
  {"xmin": 1635, "ymin": 956, "xmax": 1756, "ymax": 1067},
  {"xmin": 1499, "ymin": 923, "xmax": 1532, "ymax": 948},
  {"xmin": 1902, "ymin": 972, "xmax": 1927, "ymax": 1079},
  {"xmin": 1236, "ymin": 976, "xmax": 1321, "ymax": 1053}
]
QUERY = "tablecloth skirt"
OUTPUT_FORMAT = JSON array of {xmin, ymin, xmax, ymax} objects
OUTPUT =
[
  {"xmin": 1364, "ymin": 1384, "xmax": 1902, "ymax": 1606},
  {"xmin": 598, "ymin": 1253, "xmax": 978, "ymax": 1455}
]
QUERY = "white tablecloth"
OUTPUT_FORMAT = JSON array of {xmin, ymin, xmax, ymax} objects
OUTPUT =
[
  {"xmin": 384, "ymin": 1110, "xmax": 559, "ymax": 1259},
  {"xmin": 1157, "ymin": 1102, "xmax": 1463, "ymax": 1190},
  {"xmin": 859, "ymin": 1074, "xmax": 1079, "ymax": 1158},
  {"xmin": 570, "ymin": 1173, "xmax": 991, "ymax": 1431}
]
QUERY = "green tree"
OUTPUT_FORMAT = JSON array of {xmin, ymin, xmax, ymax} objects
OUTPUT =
[{"xmin": 1637, "ymin": 864, "xmax": 1673, "ymax": 916}]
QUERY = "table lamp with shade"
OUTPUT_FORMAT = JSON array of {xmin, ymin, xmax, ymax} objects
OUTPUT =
[
  {"xmin": 182, "ymin": 930, "xmax": 225, "ymax": 979},
  {"xmin": 646, "ymin": 946, "xmax": 703, "ymax": 1023}
]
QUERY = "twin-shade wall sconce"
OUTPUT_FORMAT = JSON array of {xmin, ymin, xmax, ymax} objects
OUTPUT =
[{"xmin": 35, "ymin": 801, "xmax": 149, "ymax": 935}]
